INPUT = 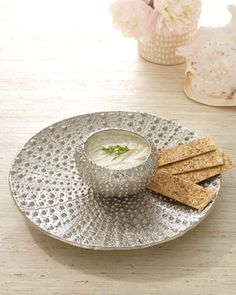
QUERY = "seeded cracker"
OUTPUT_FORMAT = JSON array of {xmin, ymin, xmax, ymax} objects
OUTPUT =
[
  {"xmin": 158, "ymin": 149, "xmax": 224, "ymax": 174},
  {"xmin": 158, "ymin": 137, "xmax": 216, "ymax": 167},
  {"xmin": 177, "ymin": 154, "xmax": 235, "ymax": 183},
  {"xmin": 148, "ymin": 171, "xmax": 216, "ymax": 211}
]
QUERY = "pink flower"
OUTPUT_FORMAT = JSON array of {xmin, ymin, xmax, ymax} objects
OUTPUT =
[
  {"xmin": 110, "ymin": 0, "xmax": 155, "ymax": 41},
  {"xmin": 110, "ymin": 0, "xmax": 201, "ymax": 40},
  {"xmin": 153, "ymin": 0, "xmax": 201, "ymax": 36}
]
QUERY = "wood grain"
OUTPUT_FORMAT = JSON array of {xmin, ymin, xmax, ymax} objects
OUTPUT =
[{"xmin": 0, "ymin": 1, "xmax": 236, "ymax": 294}]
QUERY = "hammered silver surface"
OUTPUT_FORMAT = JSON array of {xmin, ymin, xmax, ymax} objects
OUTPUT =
[{"xmin": 9, "ymin": 111, "xmax": 221, "ymax": 250}]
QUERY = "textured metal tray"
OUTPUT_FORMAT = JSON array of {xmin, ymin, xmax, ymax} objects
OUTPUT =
[{"xmin": 9, "ymin": 111, "xmax": 221, "ymax": 250}]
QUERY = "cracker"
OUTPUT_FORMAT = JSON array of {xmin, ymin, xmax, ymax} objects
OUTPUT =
[
  {"xmin": 147, "ymin": 171, "xmax": 216, "ymax": 211},
  {"xmin": 158, "ymin": 149, "xmax": 224, "ymax": 174},
  {"xmin": 177, "ymin": 154, "xmax": 235, "ymax": 183},
  {"xmin": 158, "ymin": 137, "xmax": 216, "ymax": 167}
]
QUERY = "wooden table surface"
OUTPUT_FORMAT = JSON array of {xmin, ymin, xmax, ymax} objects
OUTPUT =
[{"xmin": 1, "ymin": 1, "xmax": 236, "ymax": 294}]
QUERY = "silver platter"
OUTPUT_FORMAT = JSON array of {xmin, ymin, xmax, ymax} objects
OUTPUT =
[{"xmin": 9, "ymin": 111, "xmax": 221, "ymax": 250}]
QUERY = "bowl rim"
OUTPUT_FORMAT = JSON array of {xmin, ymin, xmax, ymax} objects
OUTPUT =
[{"xmin": 75, "ymin": 127, "xmax": 157, "ymax": 173}]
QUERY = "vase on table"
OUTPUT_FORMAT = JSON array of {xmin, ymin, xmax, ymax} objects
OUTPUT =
[
  {"xmin": 138, "ymin": 29, "xmax": 196, "ymax": 65},
  {"xmin": 110, "ymin": 0, "xmax": 201, "ymax": 65}
]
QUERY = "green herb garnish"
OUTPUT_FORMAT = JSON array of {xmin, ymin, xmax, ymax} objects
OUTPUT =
[{"xmin": 100, "ymin": 145, "xmax": 132, "ymax": 160}]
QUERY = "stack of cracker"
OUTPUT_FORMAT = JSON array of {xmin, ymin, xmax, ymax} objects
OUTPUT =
[{"xmin": 148, "ymin": 138, "xmax": 235, "ymax": 211}]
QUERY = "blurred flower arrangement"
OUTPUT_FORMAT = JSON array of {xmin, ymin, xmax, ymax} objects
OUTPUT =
[{"xmin": 110, "ymin": 0, "xmax": 201, "ymax": 41}]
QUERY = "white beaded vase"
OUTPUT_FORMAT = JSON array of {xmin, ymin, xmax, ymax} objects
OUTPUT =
[{"xmin": 138, "ymin": 30, "xmax": 196, "ymax": 65}]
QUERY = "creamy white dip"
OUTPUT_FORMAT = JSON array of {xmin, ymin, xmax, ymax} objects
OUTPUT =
[{"xmin": 85, "ymin": 130, "xmax": 151, "ymax": 170}]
